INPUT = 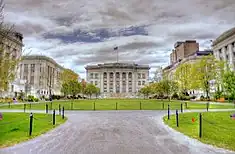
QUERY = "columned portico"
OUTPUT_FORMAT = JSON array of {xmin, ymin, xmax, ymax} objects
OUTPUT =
[{"xmin": 85, "ymin": 63, "xmax": 150, "ymax": 98}]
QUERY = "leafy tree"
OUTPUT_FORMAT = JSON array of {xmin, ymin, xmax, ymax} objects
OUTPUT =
[
  {"xmin": 81, "ymin": 79, "xmax": 86, "ymax": 98},
  {"xmin": 160, "ymin": 79, "xmax": 178, "ymax": 100},
  {"xmin": 139, "ymin": 85, "xmax": 151, "ymax": 99},
  {"xmin": 95, "ymin": 87, "xmax": 100, "ymax": 99},
  {"xmin": 174, "ymin": 63, "xmax": 193, "ymax": 95},
  {"xmin": 61, "ymin": 69, "xmax": 79, "ymax": 83},
  {"xmin": 192, "ymin": 55, "xmax": 220, "ymax": 99},
  {"xmin": 84, "ymin": 83, "xmax": 97, "ymax": 99},
  {"xmin": 61, "ymin": 80, "xmax": 81, "ymax": 97},
  {"xmin": 222, "ymin": 70, "xmax": 235, "ymax": 103}
]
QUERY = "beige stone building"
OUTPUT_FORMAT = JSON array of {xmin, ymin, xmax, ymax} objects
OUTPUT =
[
  {"xmin": 19, "ymin": 55, "xmax": 64, "ymax": 98},
  {"xmin": 0, "ymin": 31, "xmax": 24, "ymax": 97},
  {"xmin": 212, "ymin": 27, "xmax": 235, "ymax": 70},
  {"xmin": 170, "ymin": 40, "xmax": 199, "ymax": 64},
  {"xmin": 85, "ymin": 63, "xmax": 150, "ymax": 98}
]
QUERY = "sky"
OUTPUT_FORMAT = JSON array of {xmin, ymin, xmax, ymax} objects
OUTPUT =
[{"xmin": 4, "ymin": 0, "xmax": 235, "ymax": 79}]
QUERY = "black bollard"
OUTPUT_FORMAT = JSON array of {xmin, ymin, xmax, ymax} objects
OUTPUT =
[
  {"xmin": 176, "ymin": 110, "xmax": 179, "ymax": 127},
  {"xmin": 46, "ymin": 104, "xmax": 48, "ymax": 114},
  {"xmin": 24, "ymin": 104, "xmax": 26, "ymax": 112},
  {"xmin": 140, "ymin": 102, "xmax": 142, "ymax": 110},
  {"xmin": 93, "ymin": 102, "xmax": 96, "ymax": 111},
  {"xmin": 116, "ymin": 102, "xmax": 118, "ymax": 110},
  {"xmin": 52, "ymin": 109, "xmax": 56, "ymax": 125},
  {"xmin": 168, "ymin": 104, "xmax": 170, "ymax": 120},
  {"xmin": 29, "ymin": 113, "xmax": 33, "ymax": 136},
  {"xmin": 206, "ymin": 102, "xmax": 209, "ymax": 112},
  {"xmin": 199, "ymin": 113, "xmax": 202, "ymax": 138},
  {"xmin": 59, "ymin": 104, "xmax": 61, "ymax": 115},
  {"xmin": 62, "ymin": 107, "xmax": 65, "ymax": 119},
  {"xmin": 181, "ymin": 103, "xmax": 183, "ymax": 113}
]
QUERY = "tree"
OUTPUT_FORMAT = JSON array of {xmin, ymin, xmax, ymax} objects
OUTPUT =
[
  {"xmin": 192, "ymin": 55, "xmax": 220, "ymax": 99},
  {"xmin": 81, "ymin": 79, "xmax": 86, "ymax": 98},
  {"xmin": 222, "ymin": 70, "xmax": 235, "ymax": 103},
  {"xmin": 84, "ymin": 83, "xmax": 97, "ymax": 99},
  {"xmin": 61, "ymin": 80, "xmax": 81, "ymax": 97},
  {"xmin": 61, "ymin": 69, "xmax": 79, "ymax": 84},
  {"xmin": 160, "ymin": 79, "xmax": 178, "ymax": 100},
  {"xmin": 174, "ymin": 63, "xmax": 193, "ymax": 95},
  {"xmin": 139, "ymin": 85, "xmax": 151, "ymax": 99}
]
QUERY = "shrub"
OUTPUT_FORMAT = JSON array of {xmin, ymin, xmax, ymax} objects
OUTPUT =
[
  {"xmin": 200, "ymin": 95, "xmax": 205, "ymax": 101},
  {"xmin": 172, "ymin": 93, "xmax": 179, "ymax": 99},
  {"xmin": 190, "ymin": 96, "xmax": 196, "ymax": 99}
]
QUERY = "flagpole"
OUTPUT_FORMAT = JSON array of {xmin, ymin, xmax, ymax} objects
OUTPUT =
[{"xmin": 117, "ymin": 49, "xmax": 118, "ymax": 63}]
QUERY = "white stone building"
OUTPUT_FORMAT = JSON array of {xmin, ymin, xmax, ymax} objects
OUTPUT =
[
  {"xmin": 212, "ymin": 27, "xmax": 235, "ymax": 70},
  {"xmin": 19, "ymin": 55, "xmax": 64, "ymax": 98},
  {"xmin": 85, "ymin": 63, "xmax": 150, "ymax": 98}
]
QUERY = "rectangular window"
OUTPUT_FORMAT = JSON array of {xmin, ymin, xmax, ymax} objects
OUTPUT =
[
  {"xmin": 90, "ymin": 73, "xmax": 93, "ymax": 79},
  {"xmin": 24, "ymin": 64, "xmax": 28, "ymax": 73},
  {"xmin": 142, "ymin": 73, "xmax": 145, "ymax": 79},
  {"xmin": 31, "ymin": 64, "xmax": 35, "ymax": 73},
  {"xmin": 95, "ymin": 81, "xmax": 98, "ymax": 85},
  {"xmin": 138, "ymin": 73, "xmax": 141, "ymax": 79},
  {"xmin": 142, "ymin": 81, "xmax": 145, "ymax": 85},
  {"xmin": 138, "ymin": 81, "xmax": 141, "ymax": 85},
  {"xmin": 95, "ymin": 73, "xmax": 98, "ymax": 79},
  {"xmin": 30, "ymin": 76, "xmax": 34, "ymax": 84}
]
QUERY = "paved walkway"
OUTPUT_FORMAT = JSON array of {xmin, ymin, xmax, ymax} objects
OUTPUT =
[{"xmin": 0, "ymin": 109, "xmax": 235, "ymax": 154}]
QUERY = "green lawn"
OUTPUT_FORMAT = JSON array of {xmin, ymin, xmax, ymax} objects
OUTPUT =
[
  {"xmin": 0, "ymin": 112, "xmax": 67, "ymax": 148},
  {"xmin": 164, "ymin": 111, "xmax": 235, "ymax": 151},
  {"xmin": 0, "ymin": 99, "xmax": 234, "ymax": 111}
]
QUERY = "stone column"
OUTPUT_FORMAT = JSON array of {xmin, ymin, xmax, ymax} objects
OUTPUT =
[
  {"xmin": 100, "ymin": 72, "xmax": 103, "ymax": 93},
  {"xmin": 126, "ymin": 72, "xmax": 128, "ymax": 93},
  {"xmin": 113, "ymin": 72, "xmax": 116, "ymax": 93},
  {"xmin": 107, "ymin": 72, "xmax": 109, "ymax": 92},
  {"xmin": 120, "ymin": 72, "xmax": 122, "ymax": 93},
  {"xmin": 222, "ymin": 47, "xmax": 226, "ymax": 61},
  {"xmin": 228, "ymin": 44, "xmax": 234, "ymax": 70}
]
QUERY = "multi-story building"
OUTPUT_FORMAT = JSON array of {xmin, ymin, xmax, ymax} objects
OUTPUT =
[
  {"xmin": 212, "ymin": 27, "xmax": 235, "ymax": 70},
  {"xmin": 170, "ymin": 40, "xmax": 199, "ymax": 64},
  {"xmin": 0, "ymin": 31, "xmax": 24, "ymax": 97},
  {"xmin": 85, "ymin": 63, "xmax": 150, "ymax": 98},
  {"xmin": 19, "ymin": 55, "xmax": 64, "ymax": 98}
]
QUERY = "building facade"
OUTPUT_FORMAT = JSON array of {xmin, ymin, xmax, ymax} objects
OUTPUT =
[
  {"xmin": 0, "ymin": 31, "xmax": 24, "ymax": 97},
  {"xmin": 19, "ymin": 55, "xmax": 64, "ymax": 98},
  {"xmin": 85, "ymin": 63, "xmax": 150, "ymax": 98},
  {"xmin": 212, "ymin": 27, "xmax": 235, "ymax": 70},
  {"xmin": 170, "ymin": 40, "xmax": 199, "ymax": 65}
]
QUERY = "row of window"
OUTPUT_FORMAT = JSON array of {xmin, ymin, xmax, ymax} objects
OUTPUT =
[{"xmin": 90, "ymin": 72, "xmax": 147, "ymax": 79}]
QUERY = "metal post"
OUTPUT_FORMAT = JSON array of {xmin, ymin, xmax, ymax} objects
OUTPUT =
[
  {"xmin": 168, "ymin": 104, "xmax": 170, "ymax": 120},
  {"xmin": 50, "ymin": 101, "xmax": 52, "ymax": 110},
  {"xmin": 181, "ymin": 103, "xmax": 183, "ymax": 113},
  {"xmin": 93, "ymin": 102, "xmax": 96, "ymax": 111},
  {"xmin": 59, "ymin": 104, "xmax": 61, "ymax": 115},
  {"xmin": 29, "ymin": 113, "xmax": 33, "ymax": 136},
  {"xmin": 24, "ymin": 104, "xmax": 26, "ymax": 112},
  {"xmin": 140, "ymin": 102, "xmax": 142, "ymax": 110},
  {"xmin": 46, "ymin": 104, "xmax": 48, "ymax": 114},
  {"xmin": 199, "ymin": 113, "xmax": 202, "ymax": 138},
  {"xmin": 116, "ymin": 102, "xmax": 118, "ymax": 110},
  {"xmin": 53, "ymin": 109, "xmax": 55, "ymax": 125},
  {"xmin": 71, "ymin": 102, "xmax": 73, "ymax": 110},
  {"xmin": 206, "ymin": 102, "xmax": 209, "ymax": 112},
  {"xmin": 62, "ymin": 107, "xmax": 65, "ymax": 119},
  {"xmin": 176, "ymin": 110, "xmax": 179, "ymax": 127}
]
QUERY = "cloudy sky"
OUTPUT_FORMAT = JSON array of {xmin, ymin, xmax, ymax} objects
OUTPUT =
[{"xmin": 4, "ymin": 0, "xmax": 235, "ymax": 79}]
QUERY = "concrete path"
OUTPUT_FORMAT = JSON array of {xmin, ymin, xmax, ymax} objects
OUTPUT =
[{"xmin": 0, "ymin": 109, "xmax": 235, "ymax": 154}]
